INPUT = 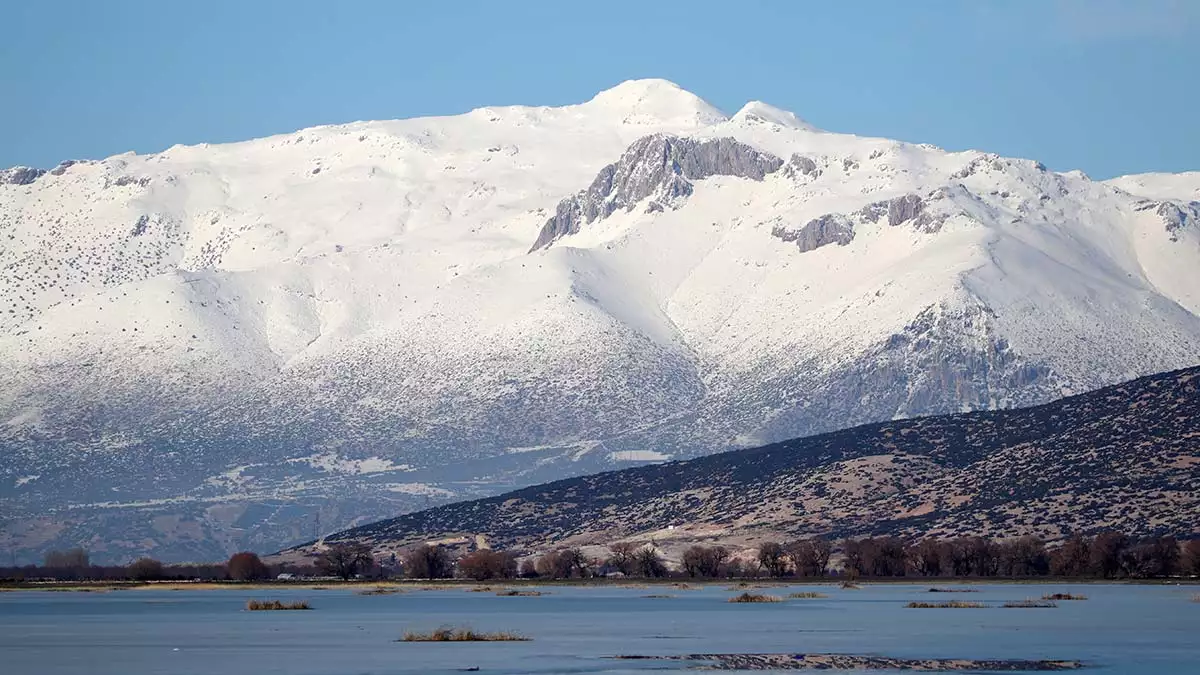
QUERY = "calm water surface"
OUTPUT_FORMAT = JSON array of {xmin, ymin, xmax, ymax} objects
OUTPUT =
[{"xmin": 1, "ymin": 583, "xmax": 1196, "ymax": 674}]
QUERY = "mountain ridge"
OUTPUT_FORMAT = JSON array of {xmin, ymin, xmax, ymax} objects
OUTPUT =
[
  {"xmin": 2, "ymin": 79, "xmax": 1198, "ymax": 562},
  {"xmin": 302, "ymin": 365, "xmax": 1200, "ymax": 557}
]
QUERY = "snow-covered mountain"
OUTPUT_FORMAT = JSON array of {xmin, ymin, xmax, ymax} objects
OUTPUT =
[{"xmin": 2, "ymin": 79, "xmax": 1198, "ymax": 562}]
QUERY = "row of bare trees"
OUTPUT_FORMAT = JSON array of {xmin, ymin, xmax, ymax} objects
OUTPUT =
[
  {"xmin": 9, "ymin": 533, "xmax": 1198, "ymax": 583},
  {"xmin": 795, "ymin": 534, "xmax": 1198, "ymax": 579}
]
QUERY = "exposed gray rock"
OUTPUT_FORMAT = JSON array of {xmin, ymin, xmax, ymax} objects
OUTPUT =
[
  {"xmin": 110, "ymin": 175, "xmax": 151, "ymax": 188},
  {"xmin": 530, "ymin": 134, "xmax": 782, "ymax": 250},
  {"xmin": 1155, "ymin": 201, "xmax": 1200, "ymax": 241},
  {"xmin": 782, "ymin": 154, "xmax": 820, "ymax": 180},
  {"xmin": 857, "ymin": 201, "xmax": 888, "ymax": 223},
  {"xmin": 49, "ymin": 159, "xmax": 79, "ymax": 176},
  {"xmin": 0, "ymin": 166, "xmax": 45, "ymax": 185},
  {"xmin": 887, "ymin": 194, "xmax": 924, "ymax": 226},
  {"xmin": 771, "ymin": 214, "xmax": 855, "ymax": 253}
]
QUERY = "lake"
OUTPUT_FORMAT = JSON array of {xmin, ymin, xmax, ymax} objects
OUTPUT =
[{"xmin": 0, "ymin": 583, "xmax": 1196, "ymax": 674}]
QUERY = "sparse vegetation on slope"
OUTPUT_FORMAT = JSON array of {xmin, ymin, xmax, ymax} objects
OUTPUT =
[{"xmin": 315, "ymin": 368, "xmax": 1200, "ymax": 558}]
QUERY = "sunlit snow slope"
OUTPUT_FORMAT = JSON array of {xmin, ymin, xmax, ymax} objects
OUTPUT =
[{"xmin": 2, "ymin": 80, "xmax": 1198, "ymax": 562}]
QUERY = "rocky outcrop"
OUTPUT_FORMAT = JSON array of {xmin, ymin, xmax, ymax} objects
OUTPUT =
[
  {"xmin": 771, "ymin": 214, "xmax": 855, "ymax": 252},
  {"xmin": 1137, "ymin": 200, "xmax": 1200, "ymax": 241},
  {"xmin": 887, "ymin": 193, "xmax": 924, "ymax": 226},
  {"xmin": 530, "ymin": 135, "xmax": 782, "ymax": 250},
  {"xmin": 0, "ymin": 166, "xmax": 45, "ymax": 185},
  {"xmin": 781, "ymin": 153, "xmax": 821, "ymax": 180}
]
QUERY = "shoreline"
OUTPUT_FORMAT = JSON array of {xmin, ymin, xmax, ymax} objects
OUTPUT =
[{"xmin": 3, "ymin": 576, "xmax": 1197, "ymax": 592}]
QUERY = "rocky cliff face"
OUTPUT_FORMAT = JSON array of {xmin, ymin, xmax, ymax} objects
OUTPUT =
[{"xmin": 530, "ymin": 134, "xmax": 783, "ymax": 250}]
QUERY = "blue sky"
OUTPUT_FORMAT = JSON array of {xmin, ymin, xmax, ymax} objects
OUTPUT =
[{"xmin": 2, "ymin": 0, "xmax": 1196, "ymax": 178}]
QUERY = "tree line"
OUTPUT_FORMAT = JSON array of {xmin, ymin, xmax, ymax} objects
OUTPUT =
[{"xmin": 6, "ymin": 532, "xmax": 1199, "ymax": 583}]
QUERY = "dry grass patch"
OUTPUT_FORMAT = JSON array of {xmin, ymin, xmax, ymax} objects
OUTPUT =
[
  {"xmin": 246, "ymin": 599, "xmax": 311, "ymax": 611},
  {"xmin": 1042, "ymin": 593, "xmax": 1087, "ymax": 601},
  {"xmin": 400, "ymin": 626, "xmax": 529, "ymax": 642},
  {"xmin": 728, "ymin": 592, "xmax": 783, "ymax": 603},
  {"xmin": 839, "ymin": 581, "xmax": 861, "ymax": 589},
  {"xmin": 1004, "ymin": 599, "xmax": 1058, "ymax": 608},
  {"xmin": 357, "ymin": 587, "xmax": 404, "ymax": 596},
  {"xmin": 906, "ymin": 601, "xmax": 988, "ymax": 609},
  {"xmin": 672, "ymin": 583, "xmax": 700, "ymax": 590},
  {"xmin": 787, "ymin": 591, "xmax": 828, "ymax": 599}
]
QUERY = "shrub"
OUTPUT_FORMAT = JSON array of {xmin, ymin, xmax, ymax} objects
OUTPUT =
[
  {"xmin": 246, "ymin": 600, "xmax": 311, "ymax": 610},
  {"xmin": 399, "ymin": 627, "xmax": 529, "ymax": 642},
  {"xmin": 728, "ymin": 592, "xmax": 782, "ymax": 603}
]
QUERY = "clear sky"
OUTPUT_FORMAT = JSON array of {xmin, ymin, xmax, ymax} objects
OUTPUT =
[{"xmin": 2, "ymin": 0, "xmax": 1197, "ymax": 179}]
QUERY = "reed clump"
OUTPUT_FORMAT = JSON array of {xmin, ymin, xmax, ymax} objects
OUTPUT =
[
  {"xmin": 399, "ymin": 627, "xmax": 529, "ymax": 642},
  {"xmin": 1042, "ymin": 593, "xmax": 1087, "ymax": 601},
  {"xmin": 357, "ymin": 587, "xmax": 404, "ymax": 596},
  {"xmin": 906, "ymin": 601, "xmax": 987, "ymax": 609},
  {"xmin": 495, "ymin": 590, "xmax": 544, "ymax": 597},
  {"xmin": 1004, "ymin": 599, "xmax": 1058, "ymax": 608},
  {"xmin": 728, "ymin": 592, "xmax": 782, "ymax": 603},
  {"xmin": 246, "ymin": 599, "xmax": 311, "ymax": 611},
  {"xmin": 787, "ymin": 591, "xmax": 828, "ymax": 599}
]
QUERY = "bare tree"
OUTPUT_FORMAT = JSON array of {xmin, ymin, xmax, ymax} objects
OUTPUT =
[
  {"xmin": 681, "ymin": 545, "xmax": 728, "ymax": 578},
  {"xmin": 402, "ymin": 544, "xmax": 453, "ymax": 579},
  {"xmin": 1183, "ymin": 539, "xmax": 1200, "ymax": 576},
  {"xmin": 518, "ymin": 558, "xmax": 539, "ymax": 578},
  {"xmin": 226, "ymin": 551, "xmax": 269, "ymax": 581},
  {"xmin": 995, "ymin": 537, "xmax": 1049, "ymax": 577},
  {"xmin": 909, "ymin": 539, "xmax": 945, "ymax": 577},
  {"xmin": 784, "ymin": 538, "xmax": 831, "ymax": 577},
  {"xmin": 1090, "ymin": 531, "xmax": 1129, "ymax": 578},
  {"xmin": 633, "ymin": 547, "xmax": 668, "ymax": 578},
  {"xmin": 1049, "ymin": 534, "xmax": 1091, "ymax": 577},
  {"xmin": 535, "ymin": 548, "xmax": 588, "ymax": 579},
  {"xmin": 127, "ymin": 557, "xmax": 164, "ymax": 581},
  {"xmin": 455, "ymin": 549, "xmax": 517, "ymax": 581},
  {"xmin": 318, "ymin": 541, "xmax": 375, "ymax": 580},
  {"xmin": 606, "ymin": 542, "xmax": 638, "ymax": 576},
  {"xmin": 758, "ymin": 541, "xmax": 789, "ymax": 577}
]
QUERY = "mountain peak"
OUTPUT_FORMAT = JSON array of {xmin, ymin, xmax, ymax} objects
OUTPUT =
[
  {"xmin": 731, "ymin": 100, "xmax": 816, "ymax": 131},
  {"xmin": 586, "ymin": 79, "xmax": 727, "ymax": 126}
]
